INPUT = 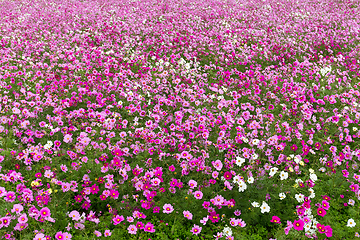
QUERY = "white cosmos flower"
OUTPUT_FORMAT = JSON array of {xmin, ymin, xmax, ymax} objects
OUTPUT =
[
  {"xmin": 252, "ymin": 139, "xmax": 259, "ymax": 145},
  {"xmin": 310, "ymin": 173, "xmax": 318, "ymax": 182},
  {"xmin": 235, "ymin": 157, "xmax": 245, "ymax": 167},
  {"xmin": 260, "ymin": 201, "xmax": 270, "ymax": 213},
  {"xmin": 279, "ymin": 171, "xmax": 288, "ymax": 180},
  {"xmin": 295, "ymin": 193, "xmax": 304, "ymax": 203},
  {"xmin": 251, "ymin": 201, "xmax": 260, "ymax": 207},
  {"xmin": 309, "ymin": 188, "xmax": 315, "ymax": 198},
  {"xmin": 247, "ymin": 177, "xmax": 254, "ymax": 184},
  {"xmin": 347, "ymin": 218, "xmax": 356, "ymax": 227},
  {"xmin": 238, "ymin": 181, "xmax": 247, "ymax": 192},
  {"xmin": 232, "ymin": 175, "xmax": 240, "ymax": 184},
  {"xmin": 279, "ymin": 192, "xmax": 286, "ymax": 200},
  {"xmin": 269, "ymin": 167, "xmax": 278, "ymax": 177},
  {"xmin": 222, "ymin": 226, "xmax": 232, "ymax": 237}
]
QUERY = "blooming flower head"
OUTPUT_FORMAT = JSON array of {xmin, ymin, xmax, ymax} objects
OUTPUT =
[
  {"xmin": 222, "ymin": 225, "xmax": 232, "ymax": 237},
  {"xmin": 55, "ymin": 232, "xmax": 64, "ymax": 240},
  {"xmin": 188, "ymin": 179, "xmax": 198, "ymax": 189},
  {"xmin": 94, "ymin": 231, "xmax": 101, "ymax": 237},
  {"xmin": 5, "ymin": 191, "xmax": 16, "ymax": 202},
  {"xmin": 212, "ymin": 160, "xmax": 223, "ymax": 171},
  {"xmin": 34, "ymin": 233, "xmax": 45, "ymax": 240},
  {"xmin": 347, "ymin": 218, "xmax": 356, "ymax": 227},
  {"xmin": 209, "ymin": 212, "xmax": 220, "ymax": 223},
  {"xmin": 40, "ymin": 207, "xmax": 51, "ymax": 218},
  {"xmin": 322, "ymin": 200, "xmax": 330, "ymax": 210},
  {"xmin": 11, "ymin": 204, "xmax": 24, "ymax": 214},
  {"xmin": 317, "ymin": 207, "xmax": 326, "ymax": 217},
  {"xmin": 63, "ymin": 232, "xmax": 72, "ymax": 240},
  {"xmin": 163, "ymin": 203, "xmax": 174, "ymax": 214},
  {"xmin": 112, "ymin": 215, "xmax": 124, "ymax": 225},
  {"xmin": 18, "ymin": 214, "xmax": 28, "ymax": 223},
  {"xmin": 293, "ymin": 219, "xmax": 304, "ymax": 231},
  {"xmin": 193, "ymin": 190, "xmax": 203, "ymax": 200},
  {"xmin": 69, "ymin": 210, "xmax": 80, "ymax": 221},
  {"xmin": 127, "ymin": 224, "xmax": 137, "ymax": 234},
  {"xmin": 324, "ymin": 225, "xmax": 333, "ymax": 238},
  {"xmin": 191, "ymin": 224, "xmax": 202, "ymax": 235},
  {"xmin": 183, "ymin": 210, "xmax": 193, "ymax": 220},
  {"xmin": 104, "ymin": 230, "xmax": 112, "ymax": 237},
  {"xmin": 223, "ymin": 171, "xmax": 232, "ymax": 180},
  {"xmin": 260, "ymin": 201, "xmax": 270, "ymax": 213},
  {"xmin": 270, "ymin": 216, "xmax": 281, "ymax": 224},
  {"xmin": 144, "ymin": 222, "xmax": 155, "ymax": 232}
]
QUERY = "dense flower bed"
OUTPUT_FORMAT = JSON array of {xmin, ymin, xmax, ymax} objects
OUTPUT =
[{"xmin": 1, "ymin": 0, "xmax": 360, "ymax": 239}]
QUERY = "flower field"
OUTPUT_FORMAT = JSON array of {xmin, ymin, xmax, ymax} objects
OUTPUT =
[{"xmin": 1, "ymin": 0, "xmax": 360, "ymax": 239}]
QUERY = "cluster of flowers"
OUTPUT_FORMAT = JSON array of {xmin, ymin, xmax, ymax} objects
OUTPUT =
[{"xmin": 1, "ymin": 0, "xmax": 360, "ymax": 239}]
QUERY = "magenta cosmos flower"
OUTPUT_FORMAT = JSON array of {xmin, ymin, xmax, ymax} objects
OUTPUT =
[
  {"xmin": 55, "ymin": 232, "xmax": 64, "ymax": 240},
  {"xmin": 223, "ymin": 171, "xmax": 232, "ymax": 180},
  {"xmin": 270, "ymin": 216, "xmax": 281, "ymax": 224},
  {"xmin": 191, "ymin": 224, "xmax": 202, "ymax": 235},
  {"xmin": 144, "ymin": 222, "xmax": 155, "ymax": 232},
  {"xmin": 5, "ymin": 191, "xmax": 16, "ymax": 202},
  {"xmin": 112, "ymin": 215, "xmax": 124, "ymax": 225},
  {"xmin": 40, "ymin": 207, "xmax": 51, "ymax": 218},
  {"xmin": 293, "ymin": 219, "xmax": 304, "ymax": 231},
  {"xmin": 321, "ymin": 200, "xmax": 330, "ymax": 210},
  {"xmin": 324, "ymin": 225, "xmax": 333, "ymax": 237},
  {"xmin": 317, "ymin": 207, "xmax": 327, "ymax": 217}
]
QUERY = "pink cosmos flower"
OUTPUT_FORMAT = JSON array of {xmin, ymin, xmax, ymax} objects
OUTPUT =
[
  {"xmin": 163, "ymin": 203, "xmax": 174, "ymax": 214},
  {"xmin": 191, "ymin": 224, "xmax": 202, "ymax": 235},
  {"xmin": 11, "ymin": 204, "xmax": 24, "ymax": 214},
  {"xmin": 234, "ymin": 210, "xmax": 241, "ymax": 216},
  {"xmin": 230, "ymin": 218, "xmax": 238, "ymax": 227},
  {"xmin": 18, "ymin": 214, "xmax": 28, "ymax": 223},
  {"xmin": 183, "ymin": 210, "xmax": 193, "ymax": 220},
  {"xmin": 284, "ymin": 220, "xmax": 293, "ymax": 235},
  {"xmin": 69, "ymin": 210, "xmax": 80, "ymax": 221},
  {"xmin": 169, "ymin": 165, "xmax": 175, "ymax": 172},
  {"xmin": 153, "ymin": 206, "xmax": 160, "ymax": 213},
  {"xmin": 63, "ymin": 134, "xmax": 73, "ymax": 143},
  {"xmin": 188, "ymin": 179, "xmax": 197, "ymax": 189},
  {"xmin": 321, "ymin": 200, "xmax": 330, "ymax": 210},
  {"xmin": 128, "ymin": 224, "xmax": 137, "ymax": 234},
  {"xmin": 94, "ymin": 230, "xmax": 101, "ymax": 237},
  {"xmin": 193, "ymin": 190, "xmax": 203, "ymax": 200},
  {"xmin": 0, "ymin": 186, "xmax": 6, "ymax": 197},
  {"xmin": 136, "ymin": 221, "xmax": 144, "ymax": 229},
  {"xmin": 34, "ymin": 233, "xmax": 46, "ymax": 240},
  {"xmin": 212, "ymin": 160, "xmax": 223, "ymax": 171},
  {"xmin": 63, "ymin": 232, "xmax": 72, "ymax": 239},
  {"xmin": 90, "ymin": 184, "xmax": 99, "ymax": 194},
  {"xmin": 104, "ymin": 230, "xmax": 111, "ymax": 237}
]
